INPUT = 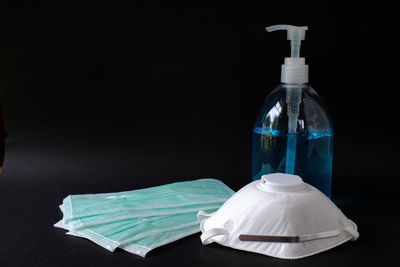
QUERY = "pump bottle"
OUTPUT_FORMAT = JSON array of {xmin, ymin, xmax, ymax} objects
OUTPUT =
[{"xmin": 252, "ymin": 25, "xmax": 333, "ymax": 197}]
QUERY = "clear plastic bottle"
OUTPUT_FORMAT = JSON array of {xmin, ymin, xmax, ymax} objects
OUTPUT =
[
  {"xmin": 252, "ymin": 84, "xmax": 333, "ymax": 197},
  {"xmin": 252, "ymin": 25, "xmax": 333, "ymax": 198}
]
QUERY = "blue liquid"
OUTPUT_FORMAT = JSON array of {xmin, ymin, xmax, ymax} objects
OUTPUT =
[
  {"xmin": 252, "ymin": 126, "xmax": 333, "ymax": 198},
  {"xmin": 285, "ymin": 133, "xmax": 297, "ymax": 174}
]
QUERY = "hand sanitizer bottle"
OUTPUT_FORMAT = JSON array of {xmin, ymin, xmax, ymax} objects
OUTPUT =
[{"xmin": 252, "ymin": 25, "xmax": 333, "ymax": 198}]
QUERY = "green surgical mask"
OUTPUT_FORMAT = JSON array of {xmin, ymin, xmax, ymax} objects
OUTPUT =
[
  {"xmin": 55, "ymin": 207, "xmax": 219, "ymax": 252},
  {"xmin": 120, "ymin": 223, "xmax": 202, "ymax": 257},
  {"xmin": 63, "ymin": 179, "xmax": 233, "ymax": 223},
  {"xmin": 55, "ymin": 179, "xmax": 234, "ymax": 256},
  {"xmin": 65, "ymin": 202, "xmax": 224, "ymax": 230},
  {"xmin": 60, "ymin": 220, "xmax": 202, "ymax": 257}
]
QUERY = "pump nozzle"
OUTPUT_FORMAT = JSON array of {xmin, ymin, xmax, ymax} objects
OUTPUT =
[
  {"xmin": 266, "ymin": 24, "xmax": 309, "ymax": 84},
  {"xmin": 266, "ymin": 25, "xmax": 309, "ymax": 174},
  {"xmin": 266, "ymin": 25, "xmax": 308, "ymax": 58}
]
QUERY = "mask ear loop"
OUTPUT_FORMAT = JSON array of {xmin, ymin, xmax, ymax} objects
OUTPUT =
[
  {"xmin": 343, "ymin": 220, "xmax": 359, "ymax": 241},
  {"xmin": 200, "ymin": 228, "xmax": 228, "ymax": 245},
  {"xmin": 197, "ymin": 210, "xmax": 228, "ymax": 245},
  {"xmin": 197, "ymin": 210, "xmax": 215, "ymax": 221}
]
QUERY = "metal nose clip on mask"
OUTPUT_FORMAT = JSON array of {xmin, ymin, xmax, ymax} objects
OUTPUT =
[{"xmin": 198, "ymin": 174, "xmax": 359, "ymax": 259}]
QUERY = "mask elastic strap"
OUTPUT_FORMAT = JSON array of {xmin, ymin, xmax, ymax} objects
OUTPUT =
[
  {"xmin": 197, "ymin": 210, "xmax": 215, "ymax": 221},
  {"xmin": 343, "ymin": 220, "xmax": 359, "ymax": 241},
  {"xmin": 197, "ymin": 210, "xmax": 228, "ymax": 245},
  {"xmin": 200, "ymin": 228, "xmax": 228, "ymax": 245}
]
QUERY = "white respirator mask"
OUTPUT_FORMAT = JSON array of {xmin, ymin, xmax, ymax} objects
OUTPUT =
[{"xmin": 198, "ymin": 173, "xmax": 359, "ymax": 259}]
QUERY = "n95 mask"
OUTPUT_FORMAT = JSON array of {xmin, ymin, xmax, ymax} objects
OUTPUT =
[{"xmin": 198, "ymin": 173, "xmax": 359, "ymax": 259}]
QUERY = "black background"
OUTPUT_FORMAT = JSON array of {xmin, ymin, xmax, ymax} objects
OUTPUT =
[{"xmin": 0, "ymin": 2, "xmax": 398, "ymax": 266}]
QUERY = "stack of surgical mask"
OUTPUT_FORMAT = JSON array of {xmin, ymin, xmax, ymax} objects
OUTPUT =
[{"xmin": 54, "ymin": 179, "xmax": 235, "ymax": 257}]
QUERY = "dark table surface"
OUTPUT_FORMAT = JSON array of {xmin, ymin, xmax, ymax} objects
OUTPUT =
[{"xmin": 0, "ymin": 129, "xmax": 397, "ymax": 267}]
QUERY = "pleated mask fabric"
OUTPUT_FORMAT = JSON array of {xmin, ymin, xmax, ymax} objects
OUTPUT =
[
  {"xmin": 198, "ymin": 174, "xmax": 359, "ymax": 259},
  {"xmin": 55, "ymin": 178, "xmax": 234, "ymax": 257},
  {"xmin": 55, "ymin": 207, "xmax": 219, "ymax": 252},
  {"xmin": 62, "ymin": 179, "xmax": 234, "ymax": 223},
  {"xmin": 65, "ymin": 202, "xmax": 224, "ymax": 230}
]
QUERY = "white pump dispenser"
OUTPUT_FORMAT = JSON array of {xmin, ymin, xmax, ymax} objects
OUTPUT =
[
  {"xmin": 265, "ymin": 25, "xmax": 309, "ymax": 174},
  {"xmin": 266, "ymin": 25, "xmax": 308, "ymax": 84}
]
